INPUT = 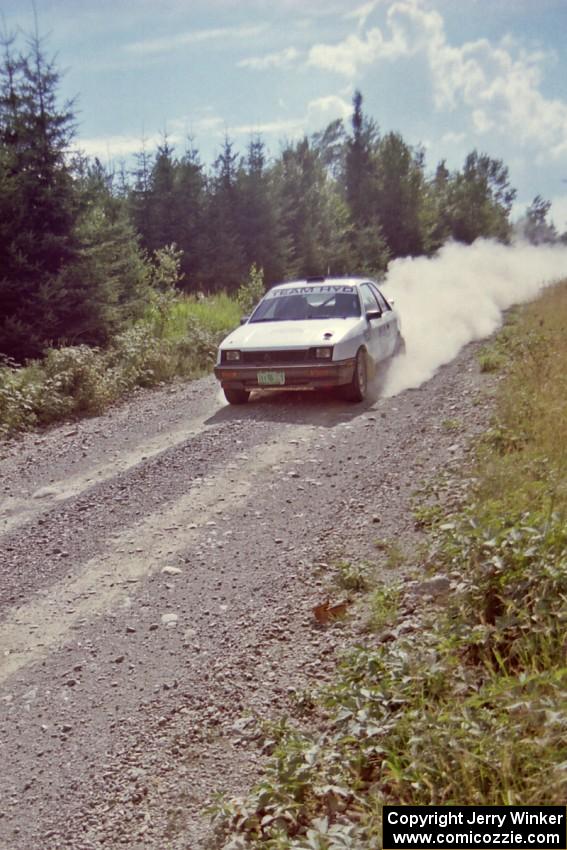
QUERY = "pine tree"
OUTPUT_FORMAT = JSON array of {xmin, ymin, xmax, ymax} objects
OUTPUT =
[
  {"xmin": 444, "ymin": 151, "xmax": 516, "ymax": 244},
  {"xmin": 129, "ymin": 142, "xmax": 154, "ymax": 247},
  {"xmin": 39, "ymin": 158, "xmax": 149, "ymax": 346},
  {"xmin": 0, "ymin": 29, "xmax": 79, "ymax": 359},
  {"xmin": 374, "ymin": 132, "xmax": 428, "ymax": 258},
  {"xmin": 173, "ymin": 142, "xmax": 210, "ymax": 290},
  {"xmin": 342, "ymin": 91, "xmax": 389, "ymax": 273},
  {"xmin": 236, "ymin": 136, "xmax": 287, "ymax": 286},
  {"xmin": 203, "ymin": 136, "xmax": 247, "ymax": 291},
  {"xmin": 274, "ymin": 136, "xmax": 355, "ymax": 278},
  {"xmin": 344, "ymin": 91, "xmax": 380, "ymax": 226}
]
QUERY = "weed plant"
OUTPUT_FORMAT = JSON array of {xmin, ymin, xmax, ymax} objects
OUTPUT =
[
  {"xmin": 210, "ymin": 281, "xmax": 567, "ymax": 850},
  {"xmin": 0, "ymin": 292, "xmax": 240, "ymax": 438},
  {"xmin": 0, "ymin": 264, "xmax": 263, "ymax": 439}
]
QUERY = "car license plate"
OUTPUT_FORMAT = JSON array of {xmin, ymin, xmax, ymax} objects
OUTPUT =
[{"xmin": 257, "ymin": 370, "xmax": 285, "ymax": 386}]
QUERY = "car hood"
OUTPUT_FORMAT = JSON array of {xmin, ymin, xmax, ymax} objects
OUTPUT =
[{"xmin": 221, "ymin": 319, "xmax": 360, "ymax": 350}]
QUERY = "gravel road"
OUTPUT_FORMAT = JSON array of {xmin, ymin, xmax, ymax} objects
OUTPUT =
[{"xmin": 0, "ymin": 345, "xmax": 496, "ymax": 850}]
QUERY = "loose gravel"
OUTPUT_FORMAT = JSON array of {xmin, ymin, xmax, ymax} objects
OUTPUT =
[{"xmin": 0, "ymin": 345, "xmax": 497, "ymax": 850}]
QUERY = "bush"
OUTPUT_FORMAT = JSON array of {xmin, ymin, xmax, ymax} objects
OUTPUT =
[
  {"xmin": 236, "ymin": 264, "xmax": 265, "ymax": 315},
  {"xmin": 0, "ymin": 286, "xmax": 240, "ymax": 439}
]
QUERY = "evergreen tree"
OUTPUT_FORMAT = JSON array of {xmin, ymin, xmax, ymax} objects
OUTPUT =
[
  {"xmin": 236, "ymin": 136, "xmax": 287, "ymax": 286},
  {"xmin": 37, "ymin": 157, "xmax": 149, "ymax": 346},
  {"xmin": 426, "ymin": 160, "xmax": 453, "ymax": 251},
  {"xmin": 173, "ymin": 141, "xmax": 210, "ymax": 290},
  {"xmin": 344, "ymin": 91, "xmax": 380, "ymax": 226},
  {"xmin": 312, "ymin": 118, "xmax": 346, "ymax": 180},
  {"xmin": 374, "ymin": 132, "xmax": 428, "ymax": 258},
  {"xmin": 129, "ymin": 142, "xmax": 154, "ymax": 247},
  {"xmin": 444, "ymin": 151, "xmax": 516, "ymax": 244},
  {"xmin": 0, "ymin": 30, "xmax": 79, "ymax": 359},
  {"xmin": 343, "ymin": 92, "xmax": 389, "ymax": 274},
  {"xmin": 519, "ymin": 195, "xmax": 557, "ymax": 244},
  {"xmin": 146, "ymin": 136, "xmax": 177, "ymax": 252},
  {"xmin": 275, "ymin": 137, "xmax": 354, "ymax": 278},
  {"xmin": 203, "ymin": 136, "xmax": 247, "ymax": 291}
]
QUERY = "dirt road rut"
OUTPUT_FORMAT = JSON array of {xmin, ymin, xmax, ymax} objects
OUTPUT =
[{"xmin": 0, "ymin": 348, "xmax": 495, "ymax": 849}]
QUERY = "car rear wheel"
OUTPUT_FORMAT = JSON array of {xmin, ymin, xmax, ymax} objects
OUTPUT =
[
  {"xmin": 341, "ymin": 348, "xmax": 367, "ymax": 402},
  {"xmin": 223, "ymin": 388, "xmax": 250, "ymax": 405}
]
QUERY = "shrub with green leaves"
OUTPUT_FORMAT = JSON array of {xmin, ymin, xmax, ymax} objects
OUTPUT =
[
  {"xmin": 237, "ymin": 264, "xmax": 265, "ymax": 315},
  {"xmin": 0, "ymin": 284, "xmax": 240, "ymax": 439}
]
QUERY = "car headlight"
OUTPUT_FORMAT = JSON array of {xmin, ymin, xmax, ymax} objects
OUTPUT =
[
  {"xmin": 225, "ymin": 350, "xmax": 241, "ymax": 361},
  {"xmin": 315, "ymin": 347, "xmax": 333, "ymax": 359}
]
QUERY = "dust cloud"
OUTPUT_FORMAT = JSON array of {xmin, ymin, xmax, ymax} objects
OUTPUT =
[{"xmin": 382, "ymin": 239, "xmax": 567, "ymax": 397}]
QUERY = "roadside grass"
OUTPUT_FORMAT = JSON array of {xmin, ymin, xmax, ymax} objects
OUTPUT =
[
  {"xmin": 0, "ymin": 291, "xmax": 241, "ymax": 439},
  {"xmin": 209, "ymin": 280, "xmax": 567, "ymax": 849},
  {"xmin": 146, "ymin": 293, "xmax": 242, "ymax": 340}
]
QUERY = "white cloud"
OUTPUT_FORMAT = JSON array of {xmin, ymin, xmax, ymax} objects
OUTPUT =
[
  {"xmin": 471, "ymin": 108, "xmax": 494, "ymax": 134},
  {"xmin": 125, "ymin": 24, "xmax": 267, "ymax": 55},
  {"xmin": 345, "ymin": 0, "xmax": 382, "ymax": 29},
  {"xmin": 306, "ymin": 0, "xmax": 567, "ymax": 160},
  {"xmin": 232, "ymin": 118, "xmax": 305, "ymax": 137},
  {"xmin": 76, "ymin": 110, "xmax": 227, "ymax": 161},
  {"xmin": 388, "ymin": 1, "xmax": 567, "ymax": 158},
  {"xmin": 238, "ymin": 47, "xmax": 299, "ymax": 70},
  {"xmin": 192, "ymin": 115, "xmax": 225, "ymax": 135},
  {"xmin": 75, "ymin": 133, "xmax": 165, "ymax": 160},
  {"xmin": 440, "ymin": 130, "xmax": 466, "ymax": 146},
  {"xmin": 307, "ymin": 94, "xmax": 351, "ymax": 120},
  {"xmin": 308, "ymin": 25, "xmax": 409, "ymax": 77}
]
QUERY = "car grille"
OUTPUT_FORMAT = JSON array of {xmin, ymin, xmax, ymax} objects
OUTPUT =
[{"xmin": 223, "ymin": 349, "xmax": 316, "ymax": 365}]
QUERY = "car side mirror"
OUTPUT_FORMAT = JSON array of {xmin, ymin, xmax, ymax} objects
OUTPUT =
[
  {"xmin": 240, "ymin": 315, "xmax": 250, "ymax": 325},
  {"xmin": 388, "ymin": 298, "xmax": 395, "ymax": 307},
  {"xmin": 366, "ymin": 309, "xmax": 382, "ymax": 321}
]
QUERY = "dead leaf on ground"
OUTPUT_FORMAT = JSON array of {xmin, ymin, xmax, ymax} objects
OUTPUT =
[{"xmin": 312, "ymin": 599, "xmax": 350, "ymax": 624}]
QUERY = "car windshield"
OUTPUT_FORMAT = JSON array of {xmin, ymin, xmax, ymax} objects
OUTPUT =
[{"xmin": 250, "ymin": 286, "xmax": 361, "ymax": 322}]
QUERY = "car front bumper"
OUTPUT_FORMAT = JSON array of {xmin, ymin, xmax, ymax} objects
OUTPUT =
[{"xmin": 214, "ymin": 357, "xmax": 356, "ymax": 391}]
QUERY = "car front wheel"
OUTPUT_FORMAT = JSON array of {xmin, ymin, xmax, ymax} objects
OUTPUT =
[
  {"xmin": 341, "ymin": 348, "xmax": 367, "ymax": 402},
  {"xmin": 223, "ymin": 388, "xmax": 250, "ymax": 405}
]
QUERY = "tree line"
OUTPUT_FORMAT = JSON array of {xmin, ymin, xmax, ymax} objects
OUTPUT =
[{"xmin": 0, "ymin": 32, "xmax": 561, "ymax": 363}]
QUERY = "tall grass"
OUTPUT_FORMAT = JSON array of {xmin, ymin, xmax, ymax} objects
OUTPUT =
[
  {"xmin": 210, "ymin": 280, "xmax": 567, "ymax": 850},
  {"xmin": 146, "ymin": 293, "xmax": 242, "ymax": 340}
]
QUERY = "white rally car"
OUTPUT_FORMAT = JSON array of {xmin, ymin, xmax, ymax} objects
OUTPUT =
[{"xmin": 214, "ymin": 276, "xmax": 404, "ymax": 404}]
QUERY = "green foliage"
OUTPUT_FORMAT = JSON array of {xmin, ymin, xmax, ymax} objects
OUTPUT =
[
  {"xmin": 518, "ymin": 195, "xmax": 557, "ymax": 245},
  {"xmin": 374, "ymin": 132, "xmax": 428, "ymax": 258},
  {"xmin": 478, "ymin": 350, "xmax": 505, "ymax": 373},
  {"xmin": 237, "ymin": 264, "xmax": 265, "ymax": 315},
  {"xmin": 0, "ymin": 32, "xmax": 154, "ymax": 361},
  {"xmin": 442, "ymin": 151, "xmax": 516, "ymax": 244},
  {"xmin": 368, "ymin": 584, "xmax": 400, "ymax": 631},
  {"xmin": 0, "ymin": 291, "xmax": 232, "ymax": 438},
  {"xmin": 146, "ymin": 244, "xmax": 184, "ymax": 337},
  {"xmin": 441, "ymin": 417, "xmax": 463, "ymax": 431},
  {"xmin": 40, "ymin": 191, "xmax": 150, "ymax": 348},
  {"xmin": 334, "ymin": 561, "xmax": 371, "ymax": 593},
  {"xmin": 0, "ymin": 29, "xmax": 80, "ymax": 360}
]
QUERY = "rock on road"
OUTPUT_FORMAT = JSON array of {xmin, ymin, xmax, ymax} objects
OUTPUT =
[{"xmin": 0, "ymin": 347, "xmax": 495, "ymax": 850}]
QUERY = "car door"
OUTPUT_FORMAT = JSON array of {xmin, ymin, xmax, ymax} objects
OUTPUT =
[
  {"xmin": 370, "ymin": 283, "xmax": 398, "ymax": 358},
  {"xmin": 359, "ymin": 283, "xmax": 386, "ymax": 363}
]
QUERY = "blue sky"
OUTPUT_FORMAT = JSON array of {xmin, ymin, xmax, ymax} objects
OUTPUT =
[{"xmin": 3, "ymin": 0, "xmax": 567, "ymax": 229}]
